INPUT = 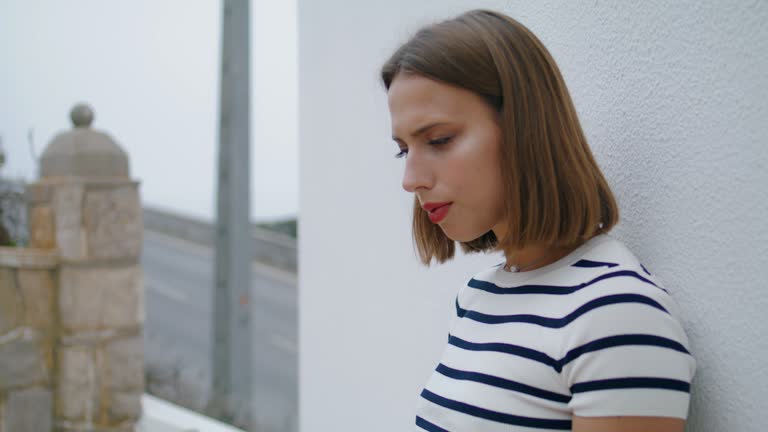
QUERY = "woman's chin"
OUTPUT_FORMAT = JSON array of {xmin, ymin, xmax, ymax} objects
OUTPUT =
[{"xmin": 440, "ymin": 226, "xmax": 483, "ymax": 243}]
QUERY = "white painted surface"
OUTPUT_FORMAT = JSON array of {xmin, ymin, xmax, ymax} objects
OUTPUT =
[{"xmin": 298, "ymin": 1, "xmax": 768, "ymax": 431}]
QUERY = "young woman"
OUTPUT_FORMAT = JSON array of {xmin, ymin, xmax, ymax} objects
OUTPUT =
[{"xmin": 381, "ymin": 10, "xmax": 696, "ymax": 432}]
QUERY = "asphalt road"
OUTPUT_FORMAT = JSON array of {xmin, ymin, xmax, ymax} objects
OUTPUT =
[{"xmin": 141, "ymin": 230, "xmax": 298, "ymax": 432}]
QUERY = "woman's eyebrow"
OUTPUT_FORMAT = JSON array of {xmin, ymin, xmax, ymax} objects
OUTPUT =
[{"xmin": 392, "ymin": 122, "xmax": 450, "ymax": 142}]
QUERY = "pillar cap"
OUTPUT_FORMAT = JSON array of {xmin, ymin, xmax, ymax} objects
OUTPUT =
[{"xmin": 39, "ymin": 103, "xmax": 130, "ymax": 178}]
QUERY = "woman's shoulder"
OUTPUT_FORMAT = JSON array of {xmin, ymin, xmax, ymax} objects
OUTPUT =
[
  {"xmin": 576, "ymin": 235, "xmax": 657, "ymax": 278},
  {"xmin": 565, "ymin": 234, "xmax": 682, "ymax": 309}
]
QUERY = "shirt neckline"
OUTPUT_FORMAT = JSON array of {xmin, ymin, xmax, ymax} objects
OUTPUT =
[{"xmin": 491, "ymin": 233, "xmax": 614, "ymax": 284}]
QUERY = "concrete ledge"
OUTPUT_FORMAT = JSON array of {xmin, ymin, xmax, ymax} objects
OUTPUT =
[
  {"xmin": 0, "ymin": 247, "xmax": 58, "ymax": 269},
  {"xmin": 138, "ymin": 394, "xmax": 246, "ymax": 432},
  {"xmin": 142, "ymin": 206, "xmax": 297, "ymax": 273}
]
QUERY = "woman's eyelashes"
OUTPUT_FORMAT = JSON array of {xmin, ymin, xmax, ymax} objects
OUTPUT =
[
  {"xmin": 394, "ymin": 136, "xmax": 453, "ymax": 159},
  {"xmin": 428, "ymin": 136, "xmax": 452, "ymax": 145}
]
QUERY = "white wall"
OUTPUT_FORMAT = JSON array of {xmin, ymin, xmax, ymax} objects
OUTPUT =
[{"xmin": 298, "ymin": 2, "xmax": 768, "ymax": 431}]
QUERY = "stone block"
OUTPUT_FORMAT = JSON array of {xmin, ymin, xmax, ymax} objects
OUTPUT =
[
  {"xmin": 28, "ymin": 205, "xmax": 56, "ymax": 249},
  {"xmin": 52, "ymin": 183, "xmax": 83, "ymax": 230},
  {"xmin": 59, "ymin": 265, "xmax": 142, "ymax": 331},
  {"xmin": 104, "ymin": 336, "xmax": 144, "ymax": 392},
  {"xmin": 25, "ymin": 183, "xmax": 51, "ymax": 204},
  {"xmin": 0, "ymin": 330, "xmax": 48, "ymax": 390},
  {"xmin": 109, "ymin": 391, "xmax": 142, "ymax": 420},
  {"xmin": 4, "ymin": 387, "xmax": 52, "ymax": 431},
  {"xmin": 52, "ymin": 184, "xmax": 85, "ymax": 259},
  {"xmin": 83, "ymin": 186, "xmax": 143, "ymax": 260},
  {"xmin": 56, "ymin": 228, "xmax": 86, "ymax": 261},
  {"xmin": 101, "ymin": 267, "xmax": 143, "ymax": 330},
  {"xmin": 0, "ymin": 248, "xmax": 57, "ymax": 270},
  {"xmin": 17, "ymin": 269, "xmax": 55, "ymax": 330},
  {"xmin": 0, "ymin": 268, "xmax": 20, "ymax": 334},
  {"xmin": 57, "ymin": 346, "xmax": 99, "ymax": 421}
]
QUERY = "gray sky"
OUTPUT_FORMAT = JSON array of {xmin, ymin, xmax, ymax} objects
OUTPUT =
[{"xmin": 0, "ymin": 0, "xmax": 298, "ymax": 223}]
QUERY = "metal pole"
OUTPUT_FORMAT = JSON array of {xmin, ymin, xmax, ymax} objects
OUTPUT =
[{"xmin": 210, "ymin": 0, "xmax": 252, "ymax": 428}]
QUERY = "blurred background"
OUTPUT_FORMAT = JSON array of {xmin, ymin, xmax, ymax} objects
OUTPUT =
[
  {"xmin": 1, "ymin": 1, "xmax": 767, "ymax": 432},
  {"xmin": 0, "ymin": 0, "xmax": 298, "ymax": 223},
  {"xmin": 1, "ymin": 0, "xmax": 298, "ymax": 431}
]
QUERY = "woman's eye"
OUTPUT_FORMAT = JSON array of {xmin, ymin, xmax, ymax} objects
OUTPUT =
[
  {"xmin": 429, "ymin": 136, "xmax": 452, "ymax": 145},
  {"xmin": 394, "ymin": 137, "xmax": 451, "ymax": 159}
]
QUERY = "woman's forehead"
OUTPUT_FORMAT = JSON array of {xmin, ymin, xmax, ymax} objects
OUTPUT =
[
  {"xmin": 388, "ymin": 74, "xmax": 476, "ymax": 136},
  {"xmin": 388, "ymin": 74, "xmax": 466, "ymax": 111}
]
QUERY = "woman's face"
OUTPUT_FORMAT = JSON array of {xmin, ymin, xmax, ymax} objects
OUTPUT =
[{"xmin": 388, "ymin": 72, "xmax": 507, "ymax": 242}]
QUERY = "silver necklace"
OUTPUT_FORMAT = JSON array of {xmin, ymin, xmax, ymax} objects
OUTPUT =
[{"xmin": 502, "ymin": 249, "xmax": 557, "ymax": 273}]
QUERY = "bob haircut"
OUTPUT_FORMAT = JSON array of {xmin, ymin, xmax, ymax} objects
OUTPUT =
[{"xmin": 381, "ymin": 9, "xmax": 619, "ymax": 266}]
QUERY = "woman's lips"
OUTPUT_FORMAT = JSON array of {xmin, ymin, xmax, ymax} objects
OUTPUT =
[{"xmin": 427, "ymin": 203, "xmax": 452, "ymax": 223}]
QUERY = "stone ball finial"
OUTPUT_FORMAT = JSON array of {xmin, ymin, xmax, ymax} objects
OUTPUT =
[{"xmin": 70, "ymin": 103, "xmax": 94, "ymax": 128}]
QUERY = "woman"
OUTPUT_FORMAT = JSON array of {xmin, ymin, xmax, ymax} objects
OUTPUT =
[{"xmin": 381, "ymin": 9, "xmax": 696, "ymax": 432}]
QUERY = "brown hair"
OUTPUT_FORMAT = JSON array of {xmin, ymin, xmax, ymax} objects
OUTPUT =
[{"xmin": 381, "ymin": 9, "xmax": 619, "ymax": 266}]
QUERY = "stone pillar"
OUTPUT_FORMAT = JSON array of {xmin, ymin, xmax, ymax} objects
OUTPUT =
[
  {"xmin": 0, "ymin": 248, "xmax": 57, "ymax": 432},
  {"xmin": 34, "ymin": 103, "xmax": 145, "ymax": 432}
]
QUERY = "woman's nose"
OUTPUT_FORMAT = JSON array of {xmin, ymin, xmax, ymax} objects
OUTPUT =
[{"xmin": 402, "ymin": 152, "xmax": 434, "ymax": 193}]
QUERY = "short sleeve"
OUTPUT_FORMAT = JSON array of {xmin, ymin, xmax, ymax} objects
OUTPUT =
[
  {"xmin": 560, "ymin": 282, "xmax": 697, "ymax": 419},
  {"xmin": 448, "ymin": 277, "xmax": 471, "ymax": 335}
]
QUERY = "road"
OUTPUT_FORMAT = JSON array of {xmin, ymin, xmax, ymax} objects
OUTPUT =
[{"xmin": 141, "ymin": 230, "xmax": 298, "ymax": 432}]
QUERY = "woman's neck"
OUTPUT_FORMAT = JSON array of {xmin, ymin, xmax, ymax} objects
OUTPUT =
[{"xmin": 501, "ymin": 240, "xmax": 584, "ymax": 272}]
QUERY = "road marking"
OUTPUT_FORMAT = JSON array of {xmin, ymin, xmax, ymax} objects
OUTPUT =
[{"xmin": 145, "ymin": 278, "xmax": 190, "ymax": 304}]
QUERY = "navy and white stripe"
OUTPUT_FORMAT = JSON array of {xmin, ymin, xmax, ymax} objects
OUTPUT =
[
  {"xmin": 466, "ymin": 269, "xmax": 667, "ymax": 295},
  {"xmin": 415, "ymin": 234, "xmax": 696, "ymax": 431}
]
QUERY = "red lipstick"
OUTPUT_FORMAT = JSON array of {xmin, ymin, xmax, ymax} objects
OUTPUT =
[{"xmin": 422, "ymin": 202, "xmax": 452, "ymax": 223}]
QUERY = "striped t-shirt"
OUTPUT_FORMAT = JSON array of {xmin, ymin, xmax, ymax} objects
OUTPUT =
[{"xmin": 414, "ymin": 233, "xmax": 696, "ymax": 431}]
